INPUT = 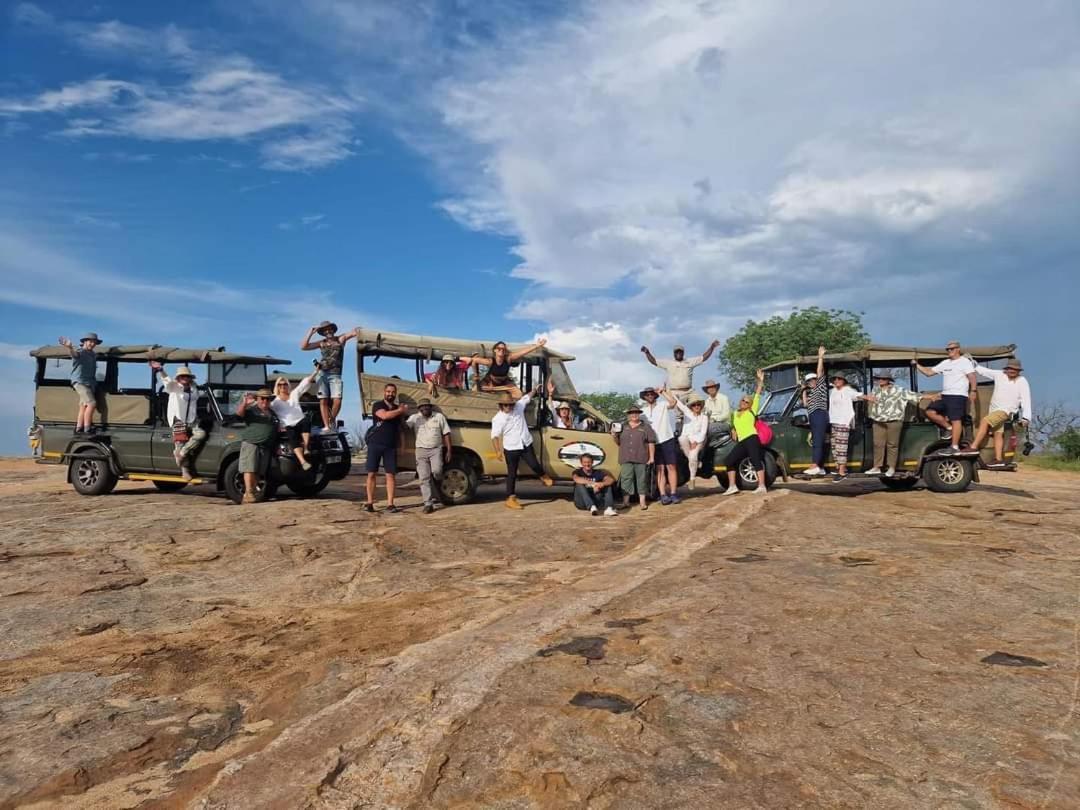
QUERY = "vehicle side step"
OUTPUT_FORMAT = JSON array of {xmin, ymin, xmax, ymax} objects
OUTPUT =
[{"xmin": 128, "ymin": 473, "xmax": 210, "ymax": 485}]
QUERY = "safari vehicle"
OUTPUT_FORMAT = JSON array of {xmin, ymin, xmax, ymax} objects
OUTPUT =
[
  {"xmin": 738, "ymin": 344, "xmax": 1024, "ymax": 493},
  {"xmin": 354, "ymin": 329, "xmax": 620, "ymax": 504},
  {"xmin": 28, "ymin": 344, "xmax": 351, "ymax": 503}
]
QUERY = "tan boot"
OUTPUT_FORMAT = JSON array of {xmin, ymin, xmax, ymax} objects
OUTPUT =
[
  {"xmin": 540, "ymin": 475, "xmax": 554, "ymax": 487},
  {"xmin": 241, "ymin": 492, "xmax": 257, "ymax": 505},
  {"xmin": 505, "ymin": 495, "xmax": 523, "ymax": 510}
]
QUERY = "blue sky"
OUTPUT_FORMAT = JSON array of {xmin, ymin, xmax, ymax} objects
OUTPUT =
[{"xmin": 2, "ymin": 0, "xmax": 1078, "ymax": 455}]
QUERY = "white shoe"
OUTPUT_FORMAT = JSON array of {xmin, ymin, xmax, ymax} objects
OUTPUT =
[
  {"xmin": 754, "ymin": 486, "xmax": 767, "ymax": 495},
  {"xmin": 885, "ymin": 467, "xmax": 896, "ymax": 477},
  {"xmin": 723, "ymin": 486, "xmax": 739, "ymax": 496},
  {"xmin": 589, "ymin": 505, "xmax": 598, "ymax": 515},
  {"xmin": 688, "ymin": 478, "xmax": 696, "ymax": 490},
  {"xmin": 804, "ymin": 466, "xmax": 824, "ymax": 476},
  {"xmin": 603, "ymin": 507, "xmax": 617, "ymax": 517},
  {"xmin": 865, "ymin": 467, "xmax": 882, "ymax": 475}
]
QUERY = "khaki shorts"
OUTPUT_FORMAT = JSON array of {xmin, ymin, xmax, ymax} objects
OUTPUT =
[
  {"xmin": 984, "ymin": 410, "xmax": 1010, "ymax": 433},
  {"xmin": 73, "ymin": 382, "xmax": 96, "ymax": 405},
  {"xmin": 239, "ymin": 442, "xmax": 270, "ymax": 474}
]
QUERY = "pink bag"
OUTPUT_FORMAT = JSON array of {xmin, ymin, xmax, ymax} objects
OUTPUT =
[{"xmin": 755, "ymin": 419, "xmax": 773, "ymax": 445}]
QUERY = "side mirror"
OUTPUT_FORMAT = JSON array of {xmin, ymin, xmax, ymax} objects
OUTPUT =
[{"xmin": 792, "ymin": 413, "xmax": 809, "ymax": 428}]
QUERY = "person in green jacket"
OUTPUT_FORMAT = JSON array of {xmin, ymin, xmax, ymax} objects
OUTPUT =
[
  {"xmin": 236, "ymin": 388, "xmax": 279, "ymax": 504},
  {"xmin": 722, "ymin": 369, "xmax": 767, "ymax": 496}
]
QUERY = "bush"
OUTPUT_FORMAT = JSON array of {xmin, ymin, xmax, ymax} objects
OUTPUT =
[{"xmin": 1054, "ymin": 427, "xmax": 1080, "ymax": 460}]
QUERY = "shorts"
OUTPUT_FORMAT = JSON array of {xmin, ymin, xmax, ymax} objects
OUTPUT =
[
  {"xmin": 927, "ymin": 394, "xmax": 968, "ymax": 422},
  {"xmin": 285, "ymin": 416, "xmax": 312, "ymax": 449},
  {"xmin": 239, "ymin": 442, "xmax": 270, "ymax": 474},
  {"xmin": 317, "ymin": 371, "xmax": 343, "ymax": 400},
  {"xmin": 619, "ymin": 462, "xmax": 649, "ymax": 495},
  {"xmin": 365, "ymin": 444, "xmax": 397, "ymax": 474},
  {"xmin": 655, "ymin": 438, "xmax": 678, "ymax": 465},
  {"xmin": 73, "ymin": 382, "xmax": 96, "ymax": 405},
  {"xmin": 984, "ymin": 409, "xmax": 1009, "ymax": 433}
]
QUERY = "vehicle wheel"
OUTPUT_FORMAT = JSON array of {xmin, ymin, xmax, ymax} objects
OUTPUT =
[
  {"xmin": 222, "ymin": 457, "xmax": 273, "ymax": 504},
  {"xmin": 152, "ymin": 480, "xmax": 188, "ymax": 492},
  {"xmin": 880, "ymin": 476, "xmax": 918, "ymax": 491},
  {"xmin": 439, "ymin": 455, "xmax": 479, "ymax": 505},
  {"xmin": 735, "ymin": 452, "xmax": 778, "ymax": 491},
  {"xmin": 922, "ymin": 457, "xmax": 974, "ymax": 493},
  {"xmin": 70, "ymin": 452, "xmax": 118, "ymax": 496},
  {"xmin": 288, "ymin": 471, "xmax": 330, "ymax": 498}
]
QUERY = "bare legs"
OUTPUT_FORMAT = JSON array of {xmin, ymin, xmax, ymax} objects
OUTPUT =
[
  {"xmin": 366, "ymin": 472, "xmax": 396, "ymax": 507},
  {"xmin": 320, "ymin": 397, "xmax": 342, "ymax": 431}
]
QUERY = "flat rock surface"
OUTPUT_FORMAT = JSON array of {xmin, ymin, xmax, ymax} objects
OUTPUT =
[{"xmin": 0, "ymin": 458, "xmax": 1077, "ymax": 809}]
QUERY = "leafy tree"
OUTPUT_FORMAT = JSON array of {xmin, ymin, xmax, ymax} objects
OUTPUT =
[
  {"xmin": 1053, "ymin": 427, "xmax": 1080, "ymax": 460},
  {"xmin": 580, "ymin": 391, "xmax": 640, "ymax": 421},
  {"xmin": 719, "ymin": 307, "xmax": 869, "ymax": 391},
  {"xmin": 1031, "ymin": 400, "xmax": 1080, "ymax": 449}
]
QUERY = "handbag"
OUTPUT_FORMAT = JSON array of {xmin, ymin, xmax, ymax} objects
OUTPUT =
[{"xmin": 754, "ymin": 417, "xmax": 773, "ymax": 445}]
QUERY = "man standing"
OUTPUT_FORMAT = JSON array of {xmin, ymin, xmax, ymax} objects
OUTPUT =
[
  {"xmin": 639, "ymin": 386, "xmax": 679, "ymax": 504},
  {"xmin": 915, "ymin": 341, "xmax": 977, "ymax": 454},
  {"xmin": 613, "ymin": 405, "xmax": 656, "ymax": 510},
  {"xmin": 300, "ymin": 321, "xmax": 359, "ymax": 433},
  {"xmin": 865, "ymin": 371, "xmax": 921, "ymax": 477},
  {"xmin": 365, "ymin": 383, "xmax": 407, "ymax": 513},
  {"xmin": 58, "ymin": 333, "xmax": 102, "ymax": 434},
  {"xmin": 406, "ymin": 397, "xmax": 452, "ymax": 513},
  {"xmin": 490, "ymin": 385, "xmax": 553, "ymax": 510},
  {"xmin": 641, "ymin": 340, "xmax": 720, "ymax": 400},
  {"xmin": 150, "ymin": 361, "xmax": 207, "ymax": 481},
  {"xmin": 969, "ymin": 358, "xmax": 1032, "ymax": 468},
  {"xmin": 235, "ymin": 388, "xmax": 279, "ymax": 505},
  {"xmin": 571, "ymin": 453, "xmax": 617, "ymax": 516}
]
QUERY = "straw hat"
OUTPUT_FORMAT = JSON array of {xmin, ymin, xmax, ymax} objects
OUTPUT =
[
  {"xmin": 497, "ymin": 392, "xmax": 516, "ymax": 405},
  {"xmin": 686, "ymin": 393, "xmax": 705, "ymax": 406},
  {"xmin": 254, "ymin": 388, "xmax": 274, "ymax": 398},
  {"xmin": 176, "ymin": 366, "xmax": 196, "ymax": 379},
  {"xmin": 417, "ymin": 397, "xmax": 433, "ymax": 407},
  {"xmin": 625, "ymin": 404, "xmax": 643, "ymax": 414},
  {"xmin": 555, "ymin": 401, "xmax": 572, "ymax": 411}
]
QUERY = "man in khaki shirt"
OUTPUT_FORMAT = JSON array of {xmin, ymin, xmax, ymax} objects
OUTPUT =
[
  {"xmin": 641, "ymin": 340, "xmax": 720, "ymax": 399},
  {"xmin": 405, "ymin": 398, "xmax": 452, "ymax": 514}
]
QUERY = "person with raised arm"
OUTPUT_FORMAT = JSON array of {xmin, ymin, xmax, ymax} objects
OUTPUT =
[
  {"xmin": 150, "ymin": 360, "xmax": 207, "ymax": 481},
  {"xmin": 914, "ymin": 341, "xmax": 977, "ymax": 455},
  {"xmin": 58, "ymin": 333, "xmax": 102, "ymax": 434},
  {"xmin": 968, "ymin": 358, "xmax": 1032, "ymax": 468},
  {"xmin": 660, "ymin": 388, "xmax": 709, "ymax": 490},
  {"xmin": 235, "ymin": 388, "xmax": 279, "ymax": 504},
  {"xmin": 800, "ymin": 345, "xmax": 830, "ymax": 476},
  {"xmin": 640, "ymin": 340, "xmax": 720, "ymax": 401},
  {"xmin": 300, "ymin": 321, "xmax": 359, "ymax": 432},
  {"xmin": 490, "ymin": 384, "xmax": 553, "ymax": 510},
  {"xmin": 364, "ymin": 382, "xmax": 407, "ymax": 513},
  {"xmin": 722, "ymin": 369, "xmax": 768, "ymax": 496},
  {"xmin": 639, "ymin": 386, "xmax": 679, "ymax": 504},
  {"xmin": 468, "ymin": 338, "xmax": 547, "ymax": 397},
  {"xmin": 270, "ymin": 370, "xmax": 318, "ymax": 472}
]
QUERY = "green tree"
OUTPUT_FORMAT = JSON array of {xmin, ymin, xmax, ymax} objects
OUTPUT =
[
  {"xmin": 1054, "ymin": 427, "xmax": 1080, "ymax": 460},
  {"xmin": 580, "ymin": 391, "xmax": 639, "ymax": 420},
  {"xmin": 719, "ymin": 307, "xmax": 869, "ymax": 391}
]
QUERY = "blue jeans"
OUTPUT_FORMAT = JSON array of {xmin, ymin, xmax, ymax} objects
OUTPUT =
[
  {"xmin": 317, "ymin": 371, "xmax": 343, "ymax": 399},
  {"xmin": 810, "ymin": 409, "xmax": 829, "ymax": 467},
  {"xmin": 574, "ymin": 484, "xmax": 614, "ymax": 511}
]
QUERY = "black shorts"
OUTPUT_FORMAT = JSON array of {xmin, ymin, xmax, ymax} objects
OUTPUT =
[
  {"xmin": 365, "ymin": 444, "xmax": 397, "ymax": 474},
  {"xmin": 285, "ymin": 417, "xmax": 311, "ymax": 450},
  {"xmin": 927, "ymin": 394, "xmax": 968, "ymax": 422},
  {"xmin": 655, "ymin": 438, "xmax": 678, "ymax": 465}
]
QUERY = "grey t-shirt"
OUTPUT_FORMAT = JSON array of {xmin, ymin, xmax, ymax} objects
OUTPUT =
[{"xmin": 70, "ymin": 348, "xmax": 98, "ymax": 387}]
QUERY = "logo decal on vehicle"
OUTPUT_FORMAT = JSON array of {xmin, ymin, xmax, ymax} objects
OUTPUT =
[{"xmin": 557, "ymin": 441, "xmax": 605, "ymax": 468}]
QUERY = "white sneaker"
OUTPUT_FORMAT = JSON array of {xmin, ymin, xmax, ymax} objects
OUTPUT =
[
  {"xmin": 589, "ymin": 505, "xmax": 598, "ymax": 515},
  {"xmin": 865, "ymin": 467, "xmax": 882, "ymax": 475},
  {"xmin": 603, "ymin": 507, "xmax": 617, "ymax": 517},
  {"xmin": 804, "ymin": 466, "xmax": 824, "ymax": 476},
  {"xmin": 754, "ymin": 486, "xmax": 767, "ymax": 495},
  {"xmin": 723, "ymin": 486, "xmax": 739, "ymax": 496},
  {"xmin": 885, "ymin": 467, "xmax": 896, "ymax": 477}
]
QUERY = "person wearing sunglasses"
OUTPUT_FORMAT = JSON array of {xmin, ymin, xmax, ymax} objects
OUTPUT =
[{"xmin": 915, "ymin": 341, "xmax": 977, "ymax": 454}]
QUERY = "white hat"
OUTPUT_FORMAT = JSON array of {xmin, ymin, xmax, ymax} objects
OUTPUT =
[
  {"xmin": 804, "ymin": 372, "xmax": 818, "ymax": 382},
  {"xmin": 555, "ymin": 401, "xmax": 572, "ymax": 411}
]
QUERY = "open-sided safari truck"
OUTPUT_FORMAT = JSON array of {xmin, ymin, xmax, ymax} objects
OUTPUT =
[
  {"xmin": 755, "ymin": 343, "xmax": 1023, "ymax": 493},
  {"xmin": 29, "ymin": 344, "xmax": 351, "ymax": 502},
  {"xmin": 355, "ymin": 329, "xmax": 617, "ymax": 504}
]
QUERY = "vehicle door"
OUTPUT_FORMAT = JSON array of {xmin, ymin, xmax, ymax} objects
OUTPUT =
[
  {"xmin": 107, "ymin": 360, "xmax": 156, "ymax": 472},
  {"xmin": 756, "ymin": 387, "xmax": 806, "ymax": 470},
  {"xmin": 538, "ymin": 403, "xmax": 617, "ymax": 481}
]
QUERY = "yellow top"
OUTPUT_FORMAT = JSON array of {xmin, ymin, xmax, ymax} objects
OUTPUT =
[{"xmin": 732, "ymin": 393, "xmax": 760, "ymax": 441}]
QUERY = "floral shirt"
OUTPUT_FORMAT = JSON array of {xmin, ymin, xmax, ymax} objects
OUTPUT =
[{"xmin": 869, "ymin": 384, "xmax": 919, "ymax": 422}]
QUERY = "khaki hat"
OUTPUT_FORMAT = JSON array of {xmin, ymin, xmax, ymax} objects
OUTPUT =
[
  {"xmin": 829, "ymin": 371, "xmax": 848, "ymax": 383},
  {"xmin": 497, "ymin": 392, "xmax": 516, "ymax": 405},
  {"xmin": 417, "ymin": 397, "xmax": 433, "ymax": 406},
  {"xmin": 639, "ymin": 387, "xmax": 658, "ymax": 398},
  {"xmin": 254, "ymin": 388, "xmax": 273, "ymax": 398},
  {"xmin": 1004, "ymin": 358, "xmax": 1023, "ymax": 371},
  {"xmin": 441, "ymin": 353, "xmax": 455, "ymax": 362},
  {"xmin": 702, "ymin": 379, "xmax": 719, "ymax": 389},
  {"xmin": 555, "ymin": 401, "xmax": 572, "ymax": 411},
  {"xmin": 175, "ymin": 366, "xmax": 196, "ymax": 378},
  {"xmin": 686, "ymin": 393, "xmax": 704, "ymax": 405},
  {"xmin": 625, "ymin": 404, "xmax": 643, "ymax": 414},
  {"xmin": 81, "ymin": 332, "xmax": 102, "ymax": 345},
  {"xmin": 873, "ymin": 370, "xmax": 895, "ymax": 380},
  {"xmin": 316, "ymin": 320, "xmax": 338, "ymax": 335}
]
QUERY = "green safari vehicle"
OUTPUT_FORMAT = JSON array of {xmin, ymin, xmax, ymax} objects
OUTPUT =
[{"xmin": 715, "ymin": 343, "xmax": 1024, "ymax": 493}]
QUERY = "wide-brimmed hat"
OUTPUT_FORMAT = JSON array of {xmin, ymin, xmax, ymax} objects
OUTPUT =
[
  {"xmin": 497, "ymin": 392, "xmax": 516, "ymax": 405},
  {"xmin": 176, "ymin": 366, "xmax": 196, "ymax": 379},
  {"xmin": 80, "ymin": 332, "xmax": 102, "ymax": 345},
  {"xmin": 254, "ymin": 388, "xmax": 274, "ymax": 399},
  {"xmin": 625, "ymin": 404, "xmax": 643, "ymax": 414},
  {"xmin": 873, "ymin": 370, "xmax": 895, "ymax": 381},
  {"xmin": 686, "ymin": 393, "xmax": 704, "ymax": 406},
  {"xmin": 316, "ymin": 320, "xmax": 338, "ymax": 335},
  {"xmin": 829, "ymin": 372, "xmax": 848, "ymax": 382},
  {"xmin": 440, "ymin": 353, "xmax": 455, "ymax": 362},
  {"xmin": 639, "ymin": 387, "xmax": 658, "ymax": 398},
  {"xmin": 702, "ymin": 378, "xmax": 719, "ymax": 390},
  {"xmin": 803, "ymin": 372, "xmax": 818, "ymax": 382},
  {"xmin": 417, "ymin": 397, "xmax": 432, "ymax": 407},
  {"xmin": 1005, "ymin": 358, "xmax": 1023, "ymax": 371},
  {"xmin": 555, "ymin": 401, "xmax": 572, "ymax": 411}
]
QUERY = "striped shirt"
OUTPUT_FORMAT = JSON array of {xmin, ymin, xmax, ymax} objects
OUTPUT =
[{"xmin": 806, "ymin": 379, "xmax": 829, "ymax": 413}]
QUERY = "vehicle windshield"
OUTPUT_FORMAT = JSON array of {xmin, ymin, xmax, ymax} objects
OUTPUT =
[{"xmin": 759, "ymin": 387, "xmax": 796, "ymax": 421}]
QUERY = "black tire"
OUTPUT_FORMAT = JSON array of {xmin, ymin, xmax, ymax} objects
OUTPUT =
[
  {"xmin": 880, "ymin": 476, "xmax": 918, "ymax": 491},
  {"xmin": 439, "ymin": 455, "xmax": 479, "ymax": 505},
  {"xmin": 70, "ymin": 452, "xmax": 118, "ymax": 496},
  {"xmin": 922, "ymin": 457, "xmax": 974, "ymax": 493},
  {"xmin": 288, "ymin": 472, "xmax": 330, "ymax": 498},
  {"xmin": 735, "ymin": 452, "xmax": 778, "ymax": 491},
  {"xmin": 152, "ymin": 480, "xmax": 188, "ymax": 493},
  {"xmin": 222, "ymin": 457, "xmax": 273, "ymax": 504}
]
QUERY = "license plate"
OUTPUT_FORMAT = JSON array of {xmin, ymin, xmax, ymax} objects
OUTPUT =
[{"xmin": 325, "ymin": 455, "xmax": 342, "ymax": 463}]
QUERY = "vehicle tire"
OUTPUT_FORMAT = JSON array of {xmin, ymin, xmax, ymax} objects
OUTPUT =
[
  {"xmin": 152, "ymin": 480, "xmax": 188, "ymax": 493},
  {"xmin": 735, "ymin": 452, "xmax": 778, "ymax": 491},
  {"xmin": 439, "ymin": 455, "xmax": 479, "ymax": 505},
  {"xmin": 880, "ymin": 476, "xmax": 918, "ymax": 491},
  {"xmin": 70, "ymin": 452, "xmax": 118, "ymax": 496},
  {"xmin": 222, "ymin": 457, "xmax": 273, "ymax": 504},
  {"xmin": 288, "ymin": 471, "xmax": 330, "ymax": 498},
  {"xmin": 921, "ymin": 457, "xmax": 974, "ymax": 493}
]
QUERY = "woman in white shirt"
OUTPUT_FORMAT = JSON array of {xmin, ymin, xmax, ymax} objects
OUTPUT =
[
  {"xmin": 271, "ymin": 371, "xmax": 318, "ymax": 471},
  {"xmin": 828, "ymin": 372, "xmax": 874, "ymax": 481},
  {"xmin": 661, "ymin": 389, "xmax": 709, "ymax": 489}
]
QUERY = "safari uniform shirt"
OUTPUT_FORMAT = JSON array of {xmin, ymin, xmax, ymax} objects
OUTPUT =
[
  {"xmin": 641, "ymin": 399, "xmax": 676, "ymax": 443},
  {"xmin": 490, "ymin": 392, "xmax": 534, "ymax": 450},
  {"xmin": 159, "ymin": 373, "xmax": 199, "ymax": 426},
  {"xmin": 868, "ymin": 384, "xmax": 919, "ymax": 423},
  {"xmin": 654, "ymin": 356, "xmax": 704, "ymax": 391},
  {"xmin": 407, "ymin": 411, "xmax": 451, "ymax": 449},
  {"xmin": 974, "ymin": 365, "xmax": 1033, "ymax": 420},
  {"xmin": 704, "ymin": 392, "xmax": 731, "ymax": 424},
  {"xmin": 614, "ymin": 422, "xmax": 657, "ymax": 465}
]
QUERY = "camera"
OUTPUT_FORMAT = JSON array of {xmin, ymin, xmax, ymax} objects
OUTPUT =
[{"xmin": 1022, "ymin": 440, "xmax": 1035, "ymax": 456}]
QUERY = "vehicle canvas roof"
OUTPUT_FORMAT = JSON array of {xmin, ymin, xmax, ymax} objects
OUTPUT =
[
  {"xmin": 762, "ymin": 343, "xmax": 1017, "ymax": 372},
  {"xmin": 30, "ymin": 344, "xmax": 292, "ymax": 366},
  {"xmin": 354, "ymin": 328, "xmax": 575, "ymax": 362}
]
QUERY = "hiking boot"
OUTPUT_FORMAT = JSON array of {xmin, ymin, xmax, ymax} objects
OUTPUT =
[
  {"xmin": 505, "ymin": 495, "xmax": 523, "ymax": 510},
  {"xmin": 540, "ymin": 475, "xmax": 554, "ymax": 487},
  {"xmin": 241, "ymin": 492, "xmax": 257, "ymax": 505}
]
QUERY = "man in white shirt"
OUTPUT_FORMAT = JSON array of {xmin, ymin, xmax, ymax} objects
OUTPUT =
[
  {"xmin": 406, "ymin": 397, "xmax": 453, "ymax": 513},
  {"xmin": 150, "ymin": 361, "xmax": 206, "ymax": 482},
  {"xmin": 641, "ymin": 340, "xmax": 720, "ymax": 399},
  {"xmin": 490, "ymin": 385, "xmax": 553, "ymax": 510},
  {"xmin": 639, "ymin": 386, "xmax": 680, "ymax": 504},
  {"xmin": 701, "ymin": 378, "xmax": 732, "ymax": 437},
  {"xmin": 969, "ymin": 358, "xmax": 1033, "ymax": 468},
  {"xmin": 915, "ymin": 341, "xmax": 978, "ymax": 454}
]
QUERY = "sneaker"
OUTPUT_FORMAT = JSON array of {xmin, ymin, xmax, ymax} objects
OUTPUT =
[
  {"xmin": 640, "ymin": 503, "xmax": 649, "ymax": 511},
  {"xmin": 885, "ymin": 467, "xmax": 896, "ymax": 477},
  {"xmin": 73, "ymin": 427, "xmax": 84, "ymax": 435},
  {"xmin": 241, "ymin": 492, "xmax": 257, "ymax": 505},
  {"xmin": 385, "ymin": 505, "xmax": 400, "ymax": 514},
  {"xmin": 589, "ymin": 505, "xmax": 598, "ymax": 516},
  {"xmin": 363, "ymin": 503, "xmax": 375, "ymax": 513},
  {"xmin": 723, "ymin": 486, "xmax": 739, "ymax": 496},
  {"xmin": 669, "ymin": 495, "xmax": 682, "ymax": 504},
  {"xmin": 422, "ymin": 504, "xmax": 434, "ymax": 514},
  {"xmin": 940, "ymin": 446, "xmax": 959, "ymax": 456},
  {"xmin": 301, "ymin": 461, "xmax": 313, "ymax": 471},
  {"xmin": 806, "ymin": 466, "xmax": 826, "ymax": 477},
  {"xmin": 832, "ymin": 474, "xmax": 847, "ymax": 482},
  {"xmin": 603, "ymin": 507, "xmax": 617, "ymax": 516},
  {"xmin": 865, "ymin": 467, "xmax": 882, "ymax": 475},
  {"xmin": 540, "ymin": 475, "xmax": 554, "ymax": 487},
  {"xmin": 505, "ymin": 495, "xmax": 523, "ymax": 510},
  {"xmin": 659, "ymin": 495, "xmax": 672, "ymax": 505},
  {"xmin": 754, "ymin": 486, "xmax": 767, "ymax": 495}
]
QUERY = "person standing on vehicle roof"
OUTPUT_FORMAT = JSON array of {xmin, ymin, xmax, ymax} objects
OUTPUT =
[
  {"xmin": 468, "ymin": 338, "xmax": 547, "ymax": 397},
  {"xmin": 914, "ymin": 341, "xmax": 977, "ymax": 455},
  {"xmin": 490, "ymin": 384, "xmax": 554, "ymax": 510},
  {"xmin": 364, "ymin": 383, "xmax": 407, "ymax": 514},
  {"xmin": 865, "ymin": 371, "xmax": 921, "ymax": 478},
  {"xmin": 236, "ymin": 388, "xmax": 279, "ymax": 505},
  {"xmin": 270, "ymin": 371, "xmax": 319, "ymax": 472},
  {"xmin": 639, "ymin": 386, "xmax": 680, "ymax": 505},
  {"xmin": 968, "ymin": 358, "xmax": 1032, "ymax": 469},
  {"xmin": 661, "ymin": 389, "xmax": 709, "ymax": 490},
  {"xmin": 571, "ymin": 453, "xmax": 617, "ymax": 516},
  {"xmin": 801, "ymin": 346, "xmax": 830, "ymax": 477},
  {"xmin": 613, "ymin": 405, "xmax": 657, "ymax": 510},
  {"xmin": 58, "ymin": 333, "xmax": 102, "ymax": 435},
  {"xmin": 406, "ymin": 397, "xmax": 452, "ymax": 514},
  {"xmin": 723, "ymin": 369, "xmax": 768, "ymax": 495},
  {"xmin": 150, "ymin": 360, "xmax": 207, "ymax": 482},
  {"xmin": 300, "ymin": 321, "xmax": 359, "ymax": 433},
  {"xmin": 828, "ymin": 372, "xmax": 874, "ymax": 482},
  {"xmin": 641, "ymin": 340, "xmax": 720, "ymax": 401}
]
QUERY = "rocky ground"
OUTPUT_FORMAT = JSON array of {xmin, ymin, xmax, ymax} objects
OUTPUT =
[{"xmin": 0, "ymin": 458, "xmax": 1077, "ymax": 809}]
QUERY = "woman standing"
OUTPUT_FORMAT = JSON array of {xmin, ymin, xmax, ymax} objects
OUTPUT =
[
  {"xmin": 828, "ymin": 372, "xmax": 873, "ymax": 481},
  {"xmin": 468, "ymin": 338, "xmax": 547, "ymax": 397},
  {"xmin": 722, "ymin": 369, "xmax": 768, "ymax": 496},
  {"xmin": 801, "ymin": 345, "xmax": 829, "ymax": 477}
]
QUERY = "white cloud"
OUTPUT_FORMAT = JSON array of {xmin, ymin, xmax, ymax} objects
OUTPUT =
[{"xmin": 276, "ymin": 213, "xmax": 329, "ymax": 231}]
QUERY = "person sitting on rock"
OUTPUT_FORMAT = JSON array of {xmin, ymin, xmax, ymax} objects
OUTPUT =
[{"xmin": 572, "ymin": 453, "xmax": 617, "ymax": 516}]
